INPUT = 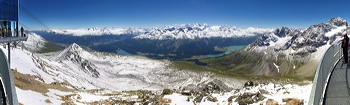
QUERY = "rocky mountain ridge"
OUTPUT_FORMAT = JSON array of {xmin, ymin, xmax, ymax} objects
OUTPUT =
[
  {"xmin": 247, "ymin": 17, "xmax": 347, "ymax": 59},
  {"xmin": 203, "ymin": 17, "xmax": 348, "ymax": 77}
]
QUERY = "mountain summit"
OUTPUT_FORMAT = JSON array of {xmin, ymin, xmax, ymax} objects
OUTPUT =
[
  {"xmin": 54, "ymin": 43, "xmax": 100, "ymax": 77},
  {"xmin": 55, "ymin": 43, "xmax": 87, "ymax": 61}
]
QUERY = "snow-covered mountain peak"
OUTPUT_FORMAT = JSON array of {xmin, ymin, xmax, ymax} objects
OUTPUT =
[
  {"xmin": 165, "ymin": 23, "xmax": 209, "ymax": 29},
  {"xmin": 326, "ymin": 17, "xmax": 348, "ymax": 26},
  {"xmin": 247, "ymin": 17, "xmax": 348, "ymax": 61},
  {"xmin": 50, "ymin": 28, "xmax": 146, "ymax": 36},
  {"xmin": 67, "ymin": 43, "xmax": 83, "ymax": 52},
  {"xmin": 53, "ymin": 43, "xmax": 100, "ymax": 77},
  {"xmin": 54, "ymin": 43, "xmax": 90, "ymax": 61}
]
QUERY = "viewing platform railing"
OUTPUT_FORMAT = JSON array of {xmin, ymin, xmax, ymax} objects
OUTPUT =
[
  {"xmin": 0, "ymin": 36, "xmax": 28, "ymax": 43},
  {"xmin": 308, "ymin": 42, "xmax": 342, "ymax": 105}
]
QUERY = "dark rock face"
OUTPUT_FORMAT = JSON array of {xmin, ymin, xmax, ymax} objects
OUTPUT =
[
  {"xmin": 252, "ymin": 34, "xmax": 277, "ymax": 46},
  {"xmin": 274, "ymin": 27, "xmax": 292, "ymax": 37},
  {"xmin": 81, "ymin": 60, "xmax": 100, "ymax": 78}
]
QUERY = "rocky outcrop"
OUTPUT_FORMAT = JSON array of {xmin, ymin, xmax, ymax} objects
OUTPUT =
[
  {"xmin": 180, "ymin": 79, "xmax": 232, "ymax": 94},
  {"xmin": 265, "ymin": 99, "xmax": 278, "ymax": 105},
  {"xmin": 235, "ymin": 92, "xmax": 266, "ymax": 104},
  {"xmin": 244, "ymin": 81, "xmax": 254, "ymax": 87},
  {"xmin": 282, "ymin": 98, "xmax": 304, "ymax": 105},
  {"xmin": 178, "ymin": 79, "xmax": 233, "ymax": 103}
]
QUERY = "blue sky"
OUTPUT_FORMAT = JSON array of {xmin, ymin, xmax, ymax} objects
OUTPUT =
[{"xmin": 19, "ymin": 0, "xmax": 350, "ymax": 30}]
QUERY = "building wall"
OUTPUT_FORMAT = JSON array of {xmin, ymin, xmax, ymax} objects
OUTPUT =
[{"xmin": 0, "ymin": 0, "xmax": 19, "ymax": 21}]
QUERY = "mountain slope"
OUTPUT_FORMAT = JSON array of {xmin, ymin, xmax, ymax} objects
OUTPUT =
[
  {"xmin": 13, "ymin": 41, "xmax": 246, "ymax": 91},
  {"xmin": 9, "ymin": 31, "xmax": 313, "ymax": 104},
  {"xmin": 203, "ymin": 17, "xmax": 348, "ymax": 77},
  {"xmin": 22, "ymin": 33, "xmax": 63, "ymax": 53}
]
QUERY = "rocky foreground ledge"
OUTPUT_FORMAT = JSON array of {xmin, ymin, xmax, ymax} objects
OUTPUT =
[{"xmin": 60, "ymin": 81, "xmax": 310, "ymax": 105}]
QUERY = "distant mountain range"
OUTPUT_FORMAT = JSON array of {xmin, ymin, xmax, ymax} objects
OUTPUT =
[
  {"xmin": 35, "ymin": 24, "xmax": 275, "ymax": 59},
  {"xmin": 134, "ymin": 23, "xmax": 274, "ymax": 39},
  {"xmin": 48, "ymin": 23, "xmax": 274, "ymax": 39},
  {"xmin": 49, "ymin": 27, "xmax": 146, "ymax": 36}
]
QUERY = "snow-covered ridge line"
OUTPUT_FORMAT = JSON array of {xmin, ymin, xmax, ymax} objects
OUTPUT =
[
  {"xmin": 135, "ymin": 24, "xmax": 275, "ymax": 39},
  {"xmin": 48, "ymin": 23, "xmax": 275, "ymax": 39},
  {"xmin": 50, "ymin": 27, "xmax": 146, "ymax": 36}
]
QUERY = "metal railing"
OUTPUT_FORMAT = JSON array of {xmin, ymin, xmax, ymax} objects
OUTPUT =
[
  {"xmin": 0, "ymin": 36, "xmax": 27, "ymax": 43},
  {"xmin": 308, "ymin": 43, "xmax": 342, "ymax": 105},
  {"xmin": 0, "ymin": 47, "xmax": 18, "ymax": 105}
]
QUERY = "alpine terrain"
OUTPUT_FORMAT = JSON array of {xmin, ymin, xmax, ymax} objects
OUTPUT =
[
  {"xmin": 7, "ymin": 17, "xmax": 347, "ymax": 104},
  {"xmin": 203, "ymin": 17, "xmax": 348, "ymax": 77},
  {"xmin": 11, "ymin": 33, "xmax": 311, "ymax": 105}
]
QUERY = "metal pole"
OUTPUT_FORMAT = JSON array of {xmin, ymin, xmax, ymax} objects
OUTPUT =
[
  {"xmin": 16, "ymin": 22, "xmax": 18, "ymax": 37},
  {"xmin": 7, "ymin": 42, "xmax": 10, "ymax": 66}
]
